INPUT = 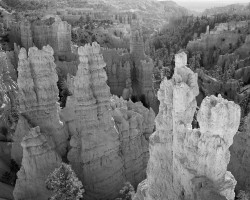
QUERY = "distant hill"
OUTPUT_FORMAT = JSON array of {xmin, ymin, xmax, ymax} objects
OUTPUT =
[
  {"xmin": 202, "ymin": 3, "xmax": 250, "ymax": 16},
  {"xmin": 1, "ymin": 0, "xmax": 190, "ymax": 30},
  {"xmin": 0, "ymin": 0, "xmax": 56, "ymax": 11},
  {"xmin": 80, "ymin": 0, "xmax": 190, "ymax": 29}
]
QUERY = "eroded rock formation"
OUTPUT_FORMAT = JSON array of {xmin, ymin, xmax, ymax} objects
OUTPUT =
[
  {"xmin": 64, "ymin": 42, "xmax": 125, "ymax": 200},
  {"xmin": 186, "ymin": 21, "xmax": 248, "ymax": 68},
  {"xmin": 111, "ymin": 96, "xmax": 155, "ymax": 186},
  {"xmin": 13, "ymin": 126, "xmax": 62, "ymax": 200},
  {"xmin": 135, "ymin": 52, "xmax": 241, "ymax": 200},
  {"xmin": 102, "ymin": 20, "xmax": 158, "ymax": 113},
  {"xmin": 229, "ymin": 113, "xmax": 250, "ymax": 193},
  {"xmin": 10, "ymin": 16, "xmax": 72, "ymax": 61},
  {"xmin": 61, "ymin": 42, "xmax": 156, "ymax": 200},
  {"xmin": 11, "ymin": 46, "xmax": 69, "ymax": 165}
]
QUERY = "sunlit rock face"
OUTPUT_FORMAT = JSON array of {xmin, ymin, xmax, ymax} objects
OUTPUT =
[
  {"xmin": 62, "ymin": 42, "xmax": 156, "ymax": 200},
  {"xmin": 229, "ymin": 113, "xmax": 250, "ymax": 193},
  {"xmin": 65, "ymin": 42, "xmax": 125, "ymax": 200},
  {"xmin": 134, "ymin": 51, "xmax": 240, "ymax": 200},
  {"xmin": 11, "ymin": 46, "xmax": 69, "ymax": 165},
  {"xmin": 13, "ymin": 126, "xmax": 62, "ymax": 200}
]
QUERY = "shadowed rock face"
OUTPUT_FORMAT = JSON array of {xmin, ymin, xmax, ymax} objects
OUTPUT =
[
  {"xmin": 13, "ymin": 126, "xmax": 62, "ymax": 200},
  {"xmin": 102, "ymin": 20, "xmax": 158, "ymax": 113},
  {"xmin": 111, "ymin": 96, "xmax": 155, "ymax": 187},
  {"xmin": 134, "ymin": 51, "xmax": 240, "ymax": 200},
  {"xmin": 11, "ymin": 45, "xmax": 69, "ymax": 165},
  {"xmin": 229, "ymin": 113, "xmax": 250, "ymax": 193},
  {"xmin": 10, "ymin": 42, "xmax": 155, "ymax": 200}
]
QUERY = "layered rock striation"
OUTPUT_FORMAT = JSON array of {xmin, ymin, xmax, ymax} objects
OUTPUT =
[
  {"xmin": 111, "ymin": 96, "xmax": 155, "ymax": 186},
  {"xmin": 62, "ymin": 42, "xmax": 156, "ymax": 200},
  {"xmin": 135, "ymin": 52, "xmax": 241, "ymax": 200},
  {"xmin": 13, "ymin": 126, "xmax": 62, "ymax": 200},
  {"xmin": 65, "ymin": 42, "xmax": 125, "ymax": 200},
  {"xmin": 11, "ymin": 46, "xmax": 69, "ymax": 165},
  {"xmin": 10, "ymin": 16, "xmax": 72, "ymax": 61},
  {"xmin": 101, "ymin": 20, "xmax": 158, "ymax": 113}
]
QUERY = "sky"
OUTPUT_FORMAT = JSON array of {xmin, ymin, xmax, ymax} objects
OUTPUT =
[
  {"xmin": 159, "ymin": 0, "xmax": 250, "ymax": 12},
  {"xmin": 174, "ymin": 0, "xmax": 249, "ymax": 2}
]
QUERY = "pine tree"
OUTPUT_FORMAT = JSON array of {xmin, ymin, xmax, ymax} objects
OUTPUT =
[{"xmin": 45, "ymin": 163, "xmax": 84, "ymax": 200}]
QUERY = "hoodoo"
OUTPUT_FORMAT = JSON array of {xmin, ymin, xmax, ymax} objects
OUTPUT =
[
  {"xmin": 13, "ymin": 126, "xmax": 62, "ymax": 200},
  {"xmin": 134, "ymin": 52, "xmax": 241, "ymax": 200},
  {"xmin": 11, "ymin": 46, "xmax": 69, "ymax": 165}
]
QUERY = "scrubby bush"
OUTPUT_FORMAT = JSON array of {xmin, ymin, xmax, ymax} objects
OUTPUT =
[
  {"xmin": 116, "ymin": 182, "xmax": 135, "ymax": 200},
  {"xmin": 236, "ymin": 190, "xmax": 250, "ymax": 200}
]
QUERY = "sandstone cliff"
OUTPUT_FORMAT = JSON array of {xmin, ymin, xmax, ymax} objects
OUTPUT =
[
  {"xmin": 13, "ymin": 126, "xmax": 62, "ymax": 200},
  {"xmin": 10, "ymin": 16, "xmax": 72, "ymax": 61},
  {"xmin": 101, "ymin": 48, "xmax": 131, "ymax": 97},
  {"xmin": 134, "ymin": 52, "xmax": 241, "ymax": 200},
  {"xmin": 11, "ymin": 46, "xmax": 69, "ymax": 165},
  {"xmin": 62, "ymin": 42, "xmax": 156, "ymax": 200},
  {"xmin": 229, "ymin": 113, "xmax": 250, "ymax": 193},
  {"xmin": 186, "ymin": 22, "xmax": 244, "ymax": 68},
  {"xmin": 64, "ymin": 42, "xmax": 125, "ymax": 200},
  {"xmin": 111, "ymin": 96, "xmax": 155, "ymax": 187}
]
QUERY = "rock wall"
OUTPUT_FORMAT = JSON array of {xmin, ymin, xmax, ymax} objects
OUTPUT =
[
  {"xmin": 11, "ymin": 46, "xmax": 69, "ymax": 165},
  {"xmin": 197, "ymin": 69, "xmax": 245, "ymax": 105},
  {"xmin": 235, "ymin": 66, "xmax": 250, "ymax": 85},
  {"xmin": 101, "ymin": 48, "xmax": 131, "ymax": 97},
  {"xmin": 0, "ymin": 142, "xmax": 11, "ymax": 179},
  {"xmin": 235, "ymin": 34, "xmax": 250, "ymax": 59},
  {"xmin": 20, "ymin": 21, "xmax": 33, "ymax": 51},
  {"xmin": 65, "ymin": 42, "xmax": 125, "ymax": 200},
  {"xmin": 9, "ymin": 22, "xmax": 22, "ymax": 49},
  {"xmin": 13, "ymin": 126, "xmax": 62, "ymax": 200},
  {"xmin": 229, "ymin": 113, "xmax": 250, "ymax": 193},
  {"xmin": 135, "ymin": 52, "xmax": 240, "ymax": 200},
  {"xmin": 187, "ymin": 30, "xmax": 241, "ymax": 68},
  {"xmin": 135, "ymin": 59, "xmax": 157, "ymax": 112},
  {"xmin": 217, "ymin": 53, "xmax": 239, "ymax": 70},
  {"xmin": 0, "ymin": 182, "xmax": 14, "ymax": 200},
  {"xmin": 62, "ymin": 42, "xmax": 156, "ymax": 200},
  {"xmin": 10, "ymin": 16, "xmax": 72, "ymax": 61},
  {"xmin": 111, "ymin": 96, "xmax": 155, "ymax": 187},
  {"xmin": 56, "ymin": 60, "xmax": 79, "ymax": 79},
  {"xmin": 101, "ymin": 20, "xmax": 158, "ymax": 113}
]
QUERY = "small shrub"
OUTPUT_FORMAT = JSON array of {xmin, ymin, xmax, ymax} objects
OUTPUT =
[
  {"xmin": 236, "ymin": 190, "xmax": 250, "ymax": 200},
  {"xmin": 116, "ymin": 182, "xmax": 135, "ymax": 200},
  {"xmin": 45, "ymin": 163, "xmax": 84, "ymax": 200}
]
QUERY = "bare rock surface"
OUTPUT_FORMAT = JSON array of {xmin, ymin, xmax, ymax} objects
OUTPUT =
[
  {"xmin": 0, "ymin": 142, "xmax": 11, "ymax": 177},
  {"xmin": 134, "ymin": 52, "xmax": 240, "ymax": 200},
  {"xmin": 229, "ymin": 113, "xmax": 250, "ymax": 193},
  {"xmin": 62, "ymin": 42, "xmax": 156, "ymax": 200},
  {"xmin": 13, "ymin": 126, "xmax": 62, "ymax": 200},
  {"xmin": 111, "ymin": 96, "xmax": 155, "ymax": 187},
  {"xmin": 65, "ymin": 42, "xmax": 125, "ymax": 200},
  {"xmin": 0, "ymin": 182, "xmax": 14, "ymax": 200},
  {"xmin": 11, "ymin": 46, "xmax": 69, "ymax": 165}
]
